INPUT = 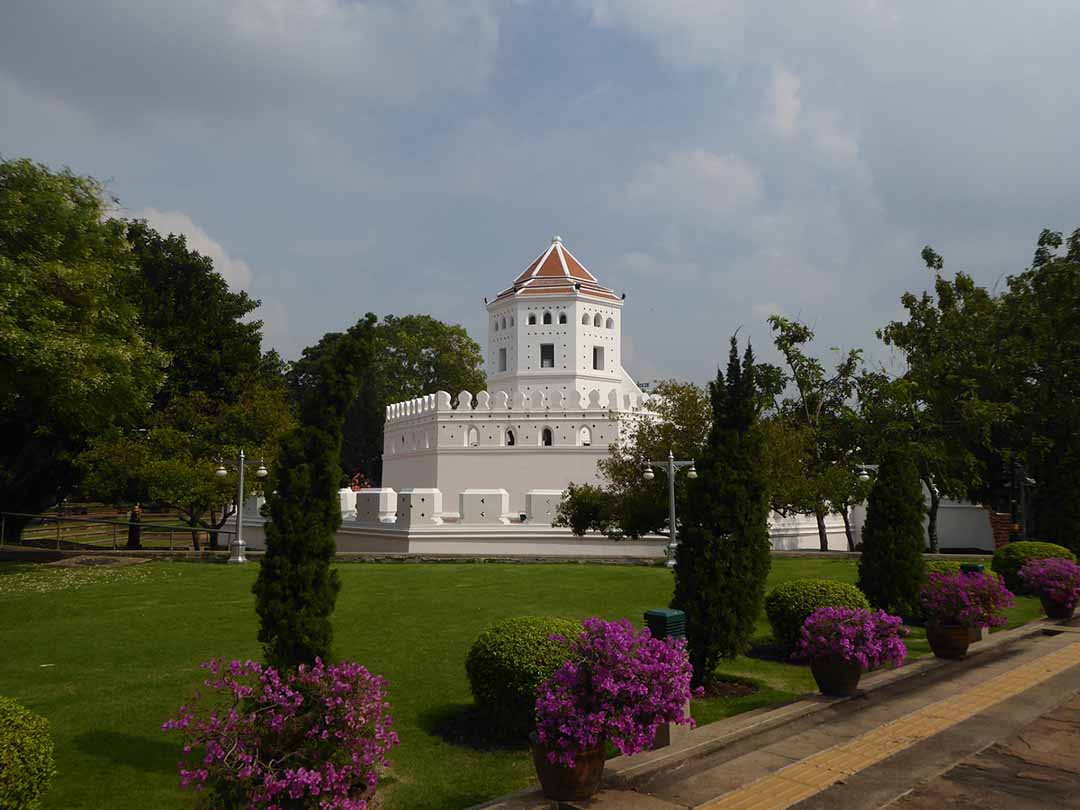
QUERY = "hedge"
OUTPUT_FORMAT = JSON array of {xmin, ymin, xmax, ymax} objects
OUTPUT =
[
  {"xmin": 765, "ymin": 579, "xmax": 871, "ymax": 651},
  {"xmin": 0, "ymin": 696, "xmax": 55, "ymax": 810},
  {"xmin": 992, "ymin": 541, "xmax": 1077, "ymax": 594}
]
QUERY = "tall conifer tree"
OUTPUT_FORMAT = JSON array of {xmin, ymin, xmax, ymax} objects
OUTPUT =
[
  {"xmin": 253, "ymin": 316, "xmax": 376, "ymax": 670},
  {"xmin": 673, "ymin": 337, "xmax": 772, "ymax": 685},
  {"xmin": 857, "ymin": 445, "xmax": 927, "ymax": 616}
]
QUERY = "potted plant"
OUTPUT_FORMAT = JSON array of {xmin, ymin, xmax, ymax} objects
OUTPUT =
[
  {"xmin": 918, "ymin": 572, "xmax": 1014, "ymax": 659},
  {"xmin": 1019, "ymin": 558, "xmax": 1080, "ymax": 620},
  {"xmin": 792, "ymin": 607, "xmax": 908, "ymax": 696},
  {"xmin": 531, "ymin": 617, "xmax": 699, "ymax": 801}
]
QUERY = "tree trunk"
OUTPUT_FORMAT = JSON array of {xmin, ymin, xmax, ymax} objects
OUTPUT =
[
  {"xmin": 815, "ymin": 505, "xmax": 829, "ymax": 551},
  {"xmin": 208, "ymin": 508, "xmax": 220, "ymax": 550},
  {"xmin": 841, "ymin": 508, "xmax": 854, "ymax": 551},
  {"xmin": 926, "ymin": 484, "xmax": 940, "ymax": 553}
]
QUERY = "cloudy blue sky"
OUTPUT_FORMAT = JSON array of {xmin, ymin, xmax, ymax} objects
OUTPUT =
[{"xmin": 3, "ymin": 1, "xmax": 1079, "ymax": 384}]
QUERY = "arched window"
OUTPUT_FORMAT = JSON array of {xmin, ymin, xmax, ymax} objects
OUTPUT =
[
  {"xmin": 541, "ymin": 427, "xmax": 553, "ymax": 447},
  {"xmin": 501, "ymin": 317, "xmax": 506, "ymax": 329},
  {"xmin": 543, "ymin": 311, "xmax": 552, "ymax": 325},
  {"xmin": 505, "ymin": 429, "xmax": 516, "ymax": 446},
  {"xmin": 558, "ymin": 312, "xmax": 567, "ymax": 324},
  {"xmin": 593, "ymin": 313, "xmax": 603, "ymax": 327},
  {"xmin": 494, "ymin": 321, "xmax": 499, "ymax": 332},
  {"xmin": 467, "ymin": 427, "xmax": 479, "ymax": 447},
  {"xmin": 528, "ymin": 314, "xmax": 537, "ymax": 325},
  {"xmin": 581, "ymin": 313, "xmax": 590, "ymax": 325},
  {"xmin": 579, "ymin": 427, "xmax": 592, "ymax": 446},
  {"xmin": 510, "ymin": 317, "xmax": 514, "ymax": 326},
  {"xmin": 606, "ymin": 317, "xmax": 615, "ymax": 329}
]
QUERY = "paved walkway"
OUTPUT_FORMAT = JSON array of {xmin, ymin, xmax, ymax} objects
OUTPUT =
[{"xmin": 480, "ymin": 620, "xmax": 1080, "ymax": 810}]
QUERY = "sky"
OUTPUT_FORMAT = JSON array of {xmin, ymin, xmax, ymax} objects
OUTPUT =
[{"xmin": 3, "ymin": 1, "xmax": 1079, "ymax": 385}]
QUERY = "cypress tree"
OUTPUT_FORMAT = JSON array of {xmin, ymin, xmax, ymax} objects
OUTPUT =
[
  {"xmin": 253, "ymin": 317, "xmax": 375, "ymax": 670},
  {"xmin": 857, "ymin": 444, "xmax": 927, "ymax": 616},
  {"xmin": 672, "ymin": 337, "xmax": 772, "ymax": 686}
]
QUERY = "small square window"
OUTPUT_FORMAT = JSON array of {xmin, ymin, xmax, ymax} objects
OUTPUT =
[{"xmin": 541, "ymin": 344, "xmax": 555, "ymax": 368}]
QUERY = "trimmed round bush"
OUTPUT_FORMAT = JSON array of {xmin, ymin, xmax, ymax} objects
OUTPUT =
[
  {"xmin": 765, "ymin": 579, "xmax": 870, "ymax": 651},
  {"xmin": 0, "ymin": 697, "xmax": 56, "ymax": 810},
  {"xmin": 925, "ymin": 560, "xmax": 965, "ymax": 577},
  {"xmin": 466, "ymin": 615, "xmax": 582, "ymax": 739},
  {"xmin": 992, "ymin": 541, "xmax": 1077, "ymax": 594}
]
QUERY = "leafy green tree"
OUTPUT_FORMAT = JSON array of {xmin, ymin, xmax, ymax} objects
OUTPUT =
[
  {"xmin": 768, "ymin": 316, "xmax": 864, "ymax": 550},
  {"xmin": 599, "ymin": 380, "xmax": 711, "ymax": 537},
  {"xmin": 998, "ymin": 229, "xmax": 1080, "ymax": 552},
  {"xmin": 125, "ymin": 221, "xmax": 264, "ymax": 406},
  {"xmin": 79, "ymin": 385, "xmax": 294, "ymax": 548},
  {"xmin": 288, "ymin": 314, "xmax": 485, "ymax": 484},
  {"xmin": 857, "ymin": 445, "xmax": 927, "ymax": 616},
  {"xmin": 0, "ymin": 159, "xmax": 166, "ymax": 540},
  {"xmin": 672, "ymin": 337, "xmax": 771, "ymax": 685},
  {"xmin": 254, "ymin": 316, "xmax": 377, "ymax": 669},
  {"xmin": 877, "ymin": 248, "xmax": 1010, "ymax": 551}
]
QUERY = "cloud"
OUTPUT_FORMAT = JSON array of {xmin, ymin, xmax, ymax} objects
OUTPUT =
[
  {"xmin": 138, "ymin": 208, "xmax": 254, "ymax": 290},
  {"xmin": 763, "ymin": 65, "xmax": 801, "ymax": 141},
  {"xmin": 627, "ymin": 150, "xmax": 762, "ymax": 218}
]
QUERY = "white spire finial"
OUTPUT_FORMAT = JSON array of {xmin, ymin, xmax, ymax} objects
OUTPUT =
[{"xmin": 552, "ymin": 234, "xmax": 562, "ymax": 244}]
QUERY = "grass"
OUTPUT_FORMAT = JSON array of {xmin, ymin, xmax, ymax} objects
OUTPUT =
[{"xmin": 0, "ymin": 558, "xmax": 1042, "ymax": 810}]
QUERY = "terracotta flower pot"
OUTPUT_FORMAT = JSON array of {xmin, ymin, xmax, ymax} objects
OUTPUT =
[
  {"xmin": 529, "ymin": 739, "xmax": 606, "ymax": 801},
  {"xmin": 1040, "ymin": 595, "xmax": 1077, "ymax": 621},
  {"xmin": 810, "ymin": 657, "xmax": 864, "ymax": 697},
  {"xmin": 926, "ymin": 620, "xmax": 972, "ymax": 659}
]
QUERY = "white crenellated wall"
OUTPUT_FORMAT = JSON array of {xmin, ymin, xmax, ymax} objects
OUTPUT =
[{"xmin": 382, "ymin": 388, "xmax": 648, "ymax": 515}]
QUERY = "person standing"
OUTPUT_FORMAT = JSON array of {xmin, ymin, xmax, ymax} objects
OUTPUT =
[{"xmin": 126, "ymin": 503, "xmax": 142, "ymax": 550}]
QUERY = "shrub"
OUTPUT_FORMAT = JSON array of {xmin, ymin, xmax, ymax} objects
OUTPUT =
[
  {"xmin": 925, "ymin": 560, "xmax": 964, "ymax": 577},
  {"xmin": 0, "ymin": 697, "xmax": 55, "ymax": 810},
  {"xmin": 466, "ymin": 616, "xmax": 582, "ymax": 739},
  {"xmin": 673, "ymin": 337, "xmax": 772, "ymax": 684},
  {"xmin": 534, "ymin": 618, "xmax": 700, "ymax": 767},
  {"xmin": 553, "ymin": 483, "xmax": 617, "ymax": 537},
  {"xmin": 857, "ymin": 446, "xmax": 927, "ymax": 617},
  {"xmin": 163, "ymin": 658, "xmax": 398, "ymax": 810},
  {"xmin": 1019, "ymin": 558, "xmax": 1080, "ymax": 610},
  {"xmin": 992, "ymin": 541, "xmax": 1077, "ymax": 594},
  {"xmin": 919, "ymin": 572, "xmax": 1015, "ymax": 628},
  {"xmin": 765, "ymin": 579, "xmax": 871, "ymax": 651},
  {"xmin": 792, "ymin": 607, "xmax": 908, "ymax": 670}
]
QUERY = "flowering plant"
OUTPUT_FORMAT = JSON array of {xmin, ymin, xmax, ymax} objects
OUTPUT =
[
  {"xmin": 792, "ymin": 607, "xmax": 908, "ymax": 670},
  {"xmin": 1019, "ymin": 558, "xmax": 1080, "ymax": 609},
  {"xmin": 918, "ymin": 572, "xmax": 1015, "ymax": 628},
  {"xmin": 163, "ymin": 658, "xmax": 399, "ymax": 810},
  {"xmin": 533, "ymin": 617, "xmax": 701, "ymax": 768}
]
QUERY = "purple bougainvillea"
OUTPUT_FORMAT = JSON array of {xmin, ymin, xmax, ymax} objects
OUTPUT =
[
  {"xmin": 919, "ymin": 572, "xmax": 1015, "ymax": 628},
  {"xmin": 163, "ymin": 658, "xmax": 399, "ymax": 810},
  {"xmin": 1020, "ymin": 558, "xmax": 1080, "ymax": 609},
  {"xmin": 534, "ymin": 617, "xmax": 702, "ymax": 768},
  {"xmin": 792, "ymin": 607, "xmax": 908, "ymax": 670}
]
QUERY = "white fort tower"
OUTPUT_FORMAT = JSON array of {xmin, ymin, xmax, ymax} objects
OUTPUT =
[{"xmin": 379, "ymin": 236, "xmax": 646, "ymax": 522}]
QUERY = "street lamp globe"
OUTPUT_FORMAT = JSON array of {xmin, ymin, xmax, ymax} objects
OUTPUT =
[
  {"xmin": 687, "ymin": 464, "xmax": 698, "ymax": 480},
  {"xmin": 214, "ymin": 463, "xmax": 228, "ymax": 478},
  {"xmin": 857, "ymin": 469, "xmax": 871, "ymax": 483},
  {"xmin": 255, "ymin": 461, "xmax": 269, "ymax": 479},
  {"xmin": 643, "ymin": 466, "xmax": 655, "ymax": 481}
]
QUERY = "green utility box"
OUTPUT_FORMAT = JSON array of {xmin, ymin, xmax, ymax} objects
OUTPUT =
[
  {"xmin": 960, "ymin": 563, "xmax": 986, "ymax": 575},
  {"xmin": 644, "ymin": 608, "xmax": 686, "ymax": 640}
]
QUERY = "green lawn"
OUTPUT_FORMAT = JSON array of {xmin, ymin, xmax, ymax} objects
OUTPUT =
[{"xmin": 0, "ymin": 558, "xmax": 1043, "ymax": 810}]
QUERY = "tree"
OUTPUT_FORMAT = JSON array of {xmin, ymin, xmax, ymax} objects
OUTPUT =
[
  {"xmin": 857, "ymin": 444, "xmax": 927, "ymax": 617},
  {"xmin": 768, "ymin": 316, "xmax": 864, "ymax": 550},
  {"xmin": 125, "ymin": 221, "xmax": 264, "ymax": 406},
  {"xmin": 0, "ymin": 159, "xmax": 166, "ymax": 541},
  {"xmin": 997, "ymin": 229, "xmax": 1080, "ymax": 553},
  {"xmin": 672, "ymin": 337, "xmax": 771, "ymax": 685},
  {"xmin": 877, "ymin": 248, "xmax": 1009, "ymax": 551},
  {"xmin": 254, "ymin": 316, "xmax": 377, "ymax": 670},
  {"xmin": 79, "ymin": 385, "xmax": 294, "ymax": 548},
  {"xmin": 599, "ymin": 380, "xmax": 711, "ymax": 537},
  {"xmin": 288, "ymin": 314, "xmax": 485, "ymax": 484}
]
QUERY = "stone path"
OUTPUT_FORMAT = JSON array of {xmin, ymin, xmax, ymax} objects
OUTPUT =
[{"xmin": 479, "ymin": 620, "xmax": 1080, "ymax": 810}]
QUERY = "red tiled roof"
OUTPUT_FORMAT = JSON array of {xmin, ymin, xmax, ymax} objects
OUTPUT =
[{"xmin": 495, "ymin": 237, "xmax": 620, "ymax": 303}]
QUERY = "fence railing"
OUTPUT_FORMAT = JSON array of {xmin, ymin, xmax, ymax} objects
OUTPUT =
[{"xmin": 1, "ymin": 511, "xmax": 238, "ymax": 552}]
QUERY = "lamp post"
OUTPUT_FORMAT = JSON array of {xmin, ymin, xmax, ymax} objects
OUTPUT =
[
  {"xmin": 215, "ymin": 449, "xmax": 268, "ymax": 564},
  {"xmin": 643, "ymin": 450, "xmax": 697, "ymax": 569}
]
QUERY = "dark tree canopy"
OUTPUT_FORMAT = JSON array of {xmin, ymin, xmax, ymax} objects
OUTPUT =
[
  {"xmin": 672, "ymin": 337, "xmax": 772, "ymax": 686},
  {"xmin": 0, "ymin": 159, "xmax": 166, "ymax": 539},
  {"xmin": 125, "ymin": 220, "xmax": 263, "ymax": 406},
  {"xmin": 288, "ymin": 313, "xmax": 485, "ymax": 484}
]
